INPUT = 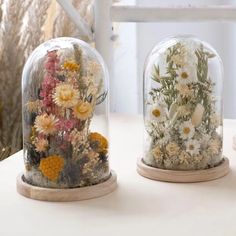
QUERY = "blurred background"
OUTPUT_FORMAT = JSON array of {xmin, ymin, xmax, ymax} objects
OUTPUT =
[{"xmin": 0, "ymin": 0, "xmax": 235, "ymax": 158}]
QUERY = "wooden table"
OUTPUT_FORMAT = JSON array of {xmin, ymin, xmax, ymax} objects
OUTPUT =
[{"xmin": 0, "ymin": 114, "xmax": 236, "ymax": 236}]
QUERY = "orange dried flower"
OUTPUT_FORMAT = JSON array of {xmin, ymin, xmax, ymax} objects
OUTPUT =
[
  {"xmin": 39, "ymin": 155, "xmax": 64, "ymax": 181},
  {"xmin": 63, "ymin": 60, "xmax": 80, "ymax": 72},
  {"xmin": 89, "ymin": 132, "xmax": 108, "ymax": 152}
]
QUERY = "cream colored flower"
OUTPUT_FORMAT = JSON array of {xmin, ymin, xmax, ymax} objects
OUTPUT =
[
  {"xmin": 185, "ymin": 139, "xmax": 200, "ymax": 156},
  {"xmin": 191, "ymin": 104, "xmax": 205, "ymax": 127},
  {"xmin": 166, "ymin": 142, "xmax": 180, "ymax": 156},
  {"xmin": 208, "ymin": 138, "xmax": 221, "ymax": 155},
  {"xmin": 176, "ymin": 83, "xmax": 193, "ymax": 98},
  {"xmin": 73, "ymin": 101, "xmax": 93, "ymax": 120},
  {"xmin": 179, "ymin": 120, "xmax": 195, "ymax": 140},
  {"xmin": 34, "ymin": 113, "xmax": 58, "ymax": 135},
  {"xmin": 150, "ymin": 104, "xmax": 166, "ymax": 123},
  {"xmin": 177, "ymin": 105, "xmax": 191, "ymax": 118},
  {"xmin": 151, "ymin": 145, "xmax": 163, "ymax": 161},
  {"xmin": 176, "ymin": 66, "xmax": 196, "ymax": 85},
  {"xmin": 53, "ymin": 83, "xmax": 79, "ymax": 108},
  {"xmin": 34, "ymin": 138, "xmax": 48, "ymax": 152},
  {"xmin": 179, "ymin": 151, "xmax": 190, "ymax": 164},
  {"xmin": 210, "ymin": 114, "xmax": 221, "ymax": 128}
]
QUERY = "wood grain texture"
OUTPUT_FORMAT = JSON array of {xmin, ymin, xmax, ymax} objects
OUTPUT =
[
  {"xmin": 137, "ymin": 158, "xmax": 230, "ymax": 183},
  {"xmin": 17, "ymin": 170, "xmax": 117, "ymax": 202}
]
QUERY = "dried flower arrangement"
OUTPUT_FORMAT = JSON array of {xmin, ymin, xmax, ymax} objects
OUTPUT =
[
  {"xmin": 0, "ymin": 0, "xmax": 94, "ymax": 160},
  {"xmin": 23, "ymin": 41, "xmax": 109, "ymax": 188},
  {"xmin": 144, "ymin": 39, "xmax": 223, "ymax": 171}
]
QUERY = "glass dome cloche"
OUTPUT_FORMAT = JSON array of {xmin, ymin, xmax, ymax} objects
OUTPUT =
[
  {"xmin": 139, "ymin": 35, "xmax": 230, "ymax": 182},
  {"xmin": 19, "ymin": 37, "xmax": 117, "ymax": 200}
]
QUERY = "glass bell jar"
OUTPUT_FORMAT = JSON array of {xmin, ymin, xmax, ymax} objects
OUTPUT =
[
  {"xmin": 22, "ymin": 37, "xmax": 111, "ymax": 189},
  {"xmin": 143, "ymin": 35, "xmax": 226, "ymax": 173}
]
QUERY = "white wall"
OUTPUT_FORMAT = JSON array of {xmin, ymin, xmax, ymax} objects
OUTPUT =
[
  {"xmin": 113, "ymin": 0, "xmax": 236, "ymax": 118},
  {"xmin": 112, "ymin": 0, "xmax": 138, "ymax": 113}
]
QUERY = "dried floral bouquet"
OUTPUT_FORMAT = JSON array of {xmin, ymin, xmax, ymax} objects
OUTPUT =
[
  {"xmin": 144, "ymin": 41, "xmax": 223, "ymax": 170},
  {"xmin": 23, "ymin": 45, "xmax": 109, "ymax": 188}
]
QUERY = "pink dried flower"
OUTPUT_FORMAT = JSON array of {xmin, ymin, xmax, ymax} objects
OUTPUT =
[
  {"xmin": 56, "ymin": 118, "xmax": 77, "ymax": 131},
  {"xmin": 44, "ymin": 50, "xmax": 60, "ymax": 74},
  {"xmin": 40, "ymin": 75, "xmax": 59, "ymax": 109}
]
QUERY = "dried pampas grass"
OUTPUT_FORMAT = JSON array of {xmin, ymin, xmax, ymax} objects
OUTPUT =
[
  {"xmin": 53, "ymin": 0, "xmax": 94, "ymax": 41},
  {"xmin": 0, "ymin": 0, "xmax": 94, "ymax": 160}
]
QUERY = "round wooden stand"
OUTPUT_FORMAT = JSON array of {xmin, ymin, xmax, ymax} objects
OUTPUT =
[
  {"xmin": 17, "ymin": 170, "xmax": 117, "ymax": 202},
  {"xmin": 137, "ymin": 158, "xmax": 230, "ymax": 183}
]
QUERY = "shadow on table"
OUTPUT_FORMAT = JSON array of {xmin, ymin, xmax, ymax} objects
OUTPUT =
[{"xmin": 33, "ymin": 166, "xmax": 236, "ymax": 217}]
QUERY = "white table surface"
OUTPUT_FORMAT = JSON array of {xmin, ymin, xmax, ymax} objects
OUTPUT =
[{"xmin": 1, "ymin": 113, "xmax": 236, "ymax": 236}]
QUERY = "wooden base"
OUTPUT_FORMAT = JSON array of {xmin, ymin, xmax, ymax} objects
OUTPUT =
[
  {"xmin": 137, "ymin": 158, "xmax": 230, "ymax": 183},
  {"xmin": 17, "ymin": 170, "xmax": 117, "ymax": 202}
]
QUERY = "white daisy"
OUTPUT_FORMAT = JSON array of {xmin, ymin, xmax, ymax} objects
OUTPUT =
[
  {"xmin": 185, "ymin": 139, "xmax": 200, "ymax": 156},
  {"xmin": 150, "ymin": 104, "xmax": 167, "ymax": 123},
  {"xmin": 179, "ymin": 120, "xmax": 195, "ymax": 140},
  {"xmin": 176, "ymin": 65, "xmax": 196, "ymax": 85}
]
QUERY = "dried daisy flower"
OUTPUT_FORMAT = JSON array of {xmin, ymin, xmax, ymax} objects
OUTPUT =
[
  {"xmin": 185, "ymin": 139, "xmax": 200, "ymax": 156},
  {"xmin": 34, "ymin": 113, "xmax": 58, "ymax": 135},
  {"xmin": 73, "ymin": 101, "xmax": 93, "ymax": 120},
  {"xmin": 166, "ymin": 142, "xmax": 180, "ymax": 156},
  {"xmin": 34, "ymin": 138, "xmax": 48, "ymax": 152},
  {"xmin": 176, "ymin": 65, "xmax": 196, "ymax": 85},
  {"xmin": 53, "ymin": 83, "xmax": 79, "ymax": 108},
  {"xmin": 150, "ymin": 104, "xmax": 167, "ymax": 123},
  {"xmin": 179, "ymin": 121, "xmax": 195, "ymax": 140}
]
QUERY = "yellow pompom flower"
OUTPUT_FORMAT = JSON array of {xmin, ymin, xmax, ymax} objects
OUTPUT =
[
  {"xmin": 89, "ymin": 132, "xmax": 108, "ymax": 152},
  {"xmin": 63, "ymin": 60, "xmax": 80, "ymax": 72},
  {"xmin": 73, "ymin": 101, "xmax": 93, "ymax": 120},
  {"xmin": 39, "ymin": 155, "xmax": 64, "ymax": 181}
]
